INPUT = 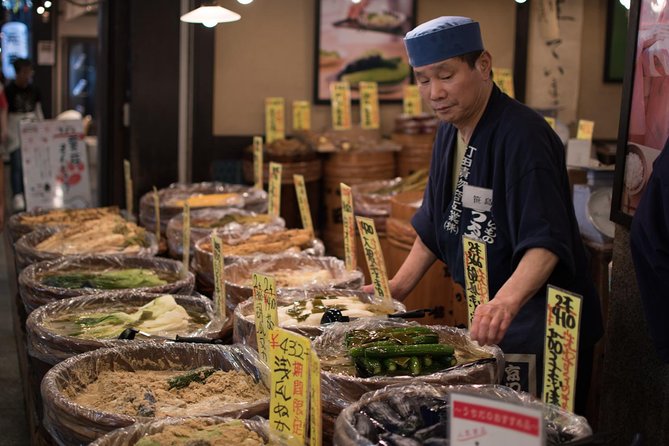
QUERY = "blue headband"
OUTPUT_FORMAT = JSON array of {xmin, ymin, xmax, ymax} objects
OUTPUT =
[{"xmin": 404, "ymin": 16, "xmax": 484, "ymax": 67}]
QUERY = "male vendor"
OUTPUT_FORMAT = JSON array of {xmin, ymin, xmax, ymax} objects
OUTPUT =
[{"xmin": 386, "ymin": 16, "xmax": 603, "ymax": 413}]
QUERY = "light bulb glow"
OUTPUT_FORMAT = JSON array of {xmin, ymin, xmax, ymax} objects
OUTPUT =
[
  {"xmin": 352, "ymin": 0, "xmax": 362, "ymax": 3},
  {"xmin": 237, "ymin": 0, "xmax": 253, "ymax": 4},
  {"xmin": 44, "ymin": 0, "xmax": 52, "ymax": 7},
  {"xmin": 36, "ymin": 5, "xmax": 44, "ymax": 14},
  {"xmin": 515, "ymin": 0, "xmax": 527, "ymax": 3},
  {"xmin": 203, "ymin": 20, "xmax": 218, "ymax": 28}
]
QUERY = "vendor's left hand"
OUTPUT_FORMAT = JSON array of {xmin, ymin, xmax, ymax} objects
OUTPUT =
[{"xmin": 469, "ymin": 298, "xmax": 518, "ymax": 345}]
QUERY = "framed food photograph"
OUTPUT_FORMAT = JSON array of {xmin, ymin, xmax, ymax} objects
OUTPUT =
[
  {"xmin": 314, "ymin": 0, "xmax": 416, "ymax": 104},
  {"xmin": 611, "ymin": 0, "xmax": 669, "ymax": 226}
]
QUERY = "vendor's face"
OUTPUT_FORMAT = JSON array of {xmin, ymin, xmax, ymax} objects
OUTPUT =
[{"xmin": 414, "ymin": 52, "xmax": 491, "ymax": 126}]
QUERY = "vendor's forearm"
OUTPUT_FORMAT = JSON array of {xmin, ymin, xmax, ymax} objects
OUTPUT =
[
  {"xmin": 494, "ymin": 247, "xmax": 559, "ymax": 309},
  {"xmin": 390, "ymin": 236, "xmax": 437, "ymax": 300}
]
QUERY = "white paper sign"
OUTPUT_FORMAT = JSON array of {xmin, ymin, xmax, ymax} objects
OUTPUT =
[
  {"xmin": 449, "ymin": 392, "xmax": 544, "ymax": 446},
  {"xmin": 566, "ymin": 138, "xmax": 593, "ymax": 168},
  {"xmin": 20, "ymin": 119, "xmax": 92, "ymax": 211}
]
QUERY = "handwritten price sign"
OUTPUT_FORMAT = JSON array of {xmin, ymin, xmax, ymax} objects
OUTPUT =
[
  {"xmin": 462, "ymin": 235, "xmax": 490, "ymax": 328},
  {"xmin": 359, "ymin": 81, "xmax": 380, "ymax": 130},
  {"xmin": 253, "ymin": 273, "xmax": 279, "ymax": 364},
  {"xmin": 340, "ymin": 183, "xmax": 357, "ymax": 271},
  {"xmin": 265, "ymin": 97, "xmax": 285, "ymax": 143},
  {"xmin": 356, "ymin": 216, "xmax": 392, "ymax": 308},
  {"xmin": 268, "ymin": 162, "xmax": 283, "ymax": 218},
  {"xmin": 330, "ymin": 82, "xmax": 352, "ymax": 130}
]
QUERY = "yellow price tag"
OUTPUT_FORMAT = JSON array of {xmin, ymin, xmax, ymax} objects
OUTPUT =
[
  {"xmin": 182, "ymin": 203, "xmax": 190, "ymax": 276},
  {"xmin": 253, "ymin": 273, "xmax": 278, "ymax": 365},
  {"xmin": 152, "ymin": 186, "xmax": 160, "ymax": 243},
  {"xmin": 359, "ymin": 81, "xmax": 380, "ymax": 130},
  {"xmin": 356, "ymin": 216, "xmax": 392, "ymax": 308},
  {"xmin": 544, "ymin": 116, "xmax": 556, "ymax": 130},
  {"xmin": 494, "ymin": 67, "xmax": 515, "ymax": 99},
  {"xmin": 269, "ymin": 328, "xmax": 311, "ymax": 442},
  {"xmin": 330, "ymin": 82, "xmax": 352, "ymax": 130},
  {"xmin": 309, "ymin": 351, "xmax": 322, "ymax": 446},
  {"xmin": 403, "ymin": 85, "xmax": 422, "ymax": 116},
  {"xmin": 211, "ymin": 233, "xmax": 226, "ymax": 321},
  {"xmin": 543, "ymin": 286, "xmax": 582, "ymax": 413},
  {"xmin": 268, "ymin": 162, "xmax": 283, "ymax": 218},
  {"xmin": 123, "ymin": 159, "xmax": 133, "ymax": 217},
  {"xmin": 293, "ymin": 174, "xmax": 314, "ymax": 236},
  {"xmin": 253, "ymin": 136, "xmax": 264, "ymax": 190},
  {"xmin": 292, "ymin": 100, "xmax": 311, "ymax": 131},
  {"xmin": 340, "ymin": 183, "xmax": 357, "ymax": 271},
  {"xmin": 462, "ymin": 235, "xmax": 490, "ymax": 328},
  {"xmin": 576, "ymin": 119, "xmax": 594, "ymax": 141},
  {"xmin": 265, "ymin": 97, "xmax": 286, "ymax": 143}
]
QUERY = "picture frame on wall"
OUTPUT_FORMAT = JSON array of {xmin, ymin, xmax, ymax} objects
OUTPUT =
[
  {"xmin": 611, "ymin": 0, "xmax": 669, "ymax": 226},
  {"xmin": 314, "ymin": 0, "xmax": 416, "ymax": 104}
]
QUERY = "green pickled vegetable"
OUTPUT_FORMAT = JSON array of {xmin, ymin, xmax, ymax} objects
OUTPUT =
[
  {"xmin": 41, "ymin": 268, "xmax": 168, "ymax": 290},
  {"xmin": 363, "ymin": 344, "xmax": 455, "ymax": 358},
  {"xmin": 168, "ymin": 367, "xmax": 217, "ymax": 390}
]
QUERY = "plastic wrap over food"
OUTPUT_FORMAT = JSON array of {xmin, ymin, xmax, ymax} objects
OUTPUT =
[
  {"xmin": 334, "ymin": 383, "xmax": 593, "ymax": 446},
  {"xmin": 14, "ymin": 225, "xmax": 159, "ymax": 272},
  {"xmin": 233, "ymin": 289, "xmax": 405, "ymax": 349},
  {"xmin": 139, "ymin": 182, "xmax": 268, "ymax": 235},
  {"xmin": 90, "ymin": 416, "xmax": 299, "ymax": 446},
  {"xmin": 312, "ymin": 319, "xmax": 503, "ymax": 440},
  {"xmin": 352, "ymin": 179, "xmax": 401, "ymax": 217},
  {"xmin": 7, "ymin": 206, "xmax": 121, "ymax": 243},
  {"xmin": 42, "ymin": 342, "xmax": 271, "ymax": 446},
  {"xmin": 193, "ymin": 231, "xmax": 326, "ymax": 294},
  {"xmin": 26, "ymin": 291, "xmax": 225, "ymax": 365},
  {"xmin": 18, "ymin": 255, "xmax": 194, "ymax": 313},
  {"xmin": 166, "ymin": 208, "xmax": 285, "ymax": 259},
  {"xmin": 225, "ymin": 254, "xmax": 364, "ymax": 310}
]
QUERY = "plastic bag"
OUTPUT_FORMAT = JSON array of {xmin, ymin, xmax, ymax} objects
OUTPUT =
[
  {"xmin": 311, "ymin": 319, "xmax": 503, "ymax": 441},
  {"xmin": 14, "ymin": 225, "xmax": 159, "ymax": 272},
  {"xmin": 7, "ymin": 206, "xmax": 121, "ymax": 243},
  {"xmin": 233, "ymin": 289, "xmax": 405, "ymax": 349},
  {"xmin": 90, "ymin": 416, "xmax": 299, "ymax": 446},
  {"xmin": 193, "ymin": 232, "xmax": 326, "ymax": 295},
  {"xmin": 352, "ymin": 179, "xmax": 402, "ymax": 218},
  {"xmin": 334, "ymin": 383, "xmax": 593, "ymax": 446},
  {"xmin": 224, "ymin": 254, "xmax": 364, "ymax": 311},
  {"xmin": 18, "ymin": 255, "xmax": 194, "ymax": 313},
  {"xmin": 139, "ymin": 182, "xmax": 268, "ymax": 235},
  {"xmin": 166, "ymin": 208, "xmax": 285, "ymax": 259},
  {"xmin": 42, "ymin": 343, "xmax": 270, "ymax": 446},
  {"xmin": 26, "ymin": 291, "xmax": 226, "ymax": 365}
]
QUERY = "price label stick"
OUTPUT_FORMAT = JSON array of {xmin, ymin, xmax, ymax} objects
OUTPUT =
[
  {"xmin": 576, "ymin": 119, "xmax": 595, "ymax": 141},
  {"xmin": 269, "ymin": 328, "xmax": 311, "ymax": 443},
  {"xmin": 356, "ymin": 216, "xmax": 392, "ymax": 309},
  {"xmin": 494, "ymin": 67, "xmax": 515, "ymax": 98},
  {"xmin": 123, "ymin": 159, "xmax": 133, "ymax": 217},
  {"xmin": 265, "ymin": 97, "xmax": 285, "ymax": 143},
  {"xmin": 330, "ymin": 82, "xmax": 352, "ymax": 130},
  {"xmin": 253, "ymin": 136, "xmax": 264, "ymax": 190},
  {"xmin": 293, "ymin": 174, "xmax": 314, "ymax": 236},
  {"xmin": 211, "ymin": 233, "xmax": 226, "ymax": 321},
  {"xmin": 340, "ymin": 183, "xmax": 357, "ymax": 271},
  {"xmin": 544, "ymin": 116, "xmax": 556, "ymax": 130},
  {"xmin": 359, "ymin": 81, "xmax": 380, "ymax": 130},
  {"xmin": 293, "ymin": 100, "xmax": 311, "ymax": 131},
  {"xmin": 309, "ymin": 351, "xmax": 322, "ymax": 446},
  {"xmin": 253, "ymin": 273, "xmax": 278, "ymax": 365},
  {"xmin": 268, "ymin": 162, "xmax": 283, "ymax": 218},
  {"xmin": 152, "ymin": 186, "xmax": 160, "ymax": 243},
  {"xmin": 462, "ymin": 235, "xmax": 490, "ymax": 328},
  {"xmin": 403, "ymin": 85, "xmax": 422, "ymax": 116},
  {"xmin": 181, "ymin": 202, "xmax": 190, "ymax": 276},
  {"xmin": 543, "ymin": 286, "xmax": 582, "ymax": 413}
]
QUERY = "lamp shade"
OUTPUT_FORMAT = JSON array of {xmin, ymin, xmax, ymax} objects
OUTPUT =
[{"xmin": 180, "ymin": 5, "xmax": 241, "ymax": 27}]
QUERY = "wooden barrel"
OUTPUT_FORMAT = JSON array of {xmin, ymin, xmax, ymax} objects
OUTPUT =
[
  {"xmin": 392, "ymin": 132, "xmax": 435, "ymax": 177},
  {"xmin": 242, "ymin": 152, "xmax": 322, "ymax": 230},
  {"xmin": 322, "ymin": 150, "xmax": 395, "ymax": 256},
  {"xmin": 387, "ymin": 190, "xmax": 468, "ymax": 327}
]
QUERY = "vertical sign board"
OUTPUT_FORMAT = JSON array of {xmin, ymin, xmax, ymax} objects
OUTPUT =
[
  {"xmin": 292, "ymin": 100, "xmax": 311, "ymax": 132},
  {"xmin": 329, "ymin": 82, "xmax": 352, "ymax": 130},
  {"xmin": 268, "ymin": 162, "xmax": 283, "ymax": 218},
  {"xmin": 20, "ymin": 119, "xmax": 92, "ymax": 211},
  {"xmin": 340, "ymin": 183, "xmax": 357, "ymax": 271},
  {"xmin": 269, "ymin": 328, "xmax": 310, "ymax": 443},
  {"xmin": 253, "ymin": 136, "xmax": 264, "ymax": 190},
  {"xmin": 211, "ymin": 233, "xmax": 226, "ymax": 321},
  {"xmin": 265, "ymin": 97, "xmax": 285, "ymax": 144},
  {"xmin": 181, "ymin": 203, "xmax": 191, "ymax": 276},
  {"xmin": 543, "ymin": 286, "xmax": 582, "ymax": 413},
  {"xmin": 450, "ymin": 392, "xmax": 544, "ymax": 445},
  {"xmin": 403, "ymin": 85, "xmax": 422, "ymax": 116},
  {"xmin": 544, "ymin": 117, "xmax": 556, "ymax": 130},
  {"xmin": 309, "ymin": 351, "xmax": 322, "ymax": 446},
  {"xmin": 253, "ymin": 273, "xmax": 279, "ymax": 365},
  {"xmin": 494, "ymin": 67, "xmax": 515, "ymax": 98},
  {"xmin": 462, "ymin": 235, "xmax": 490, "ymax": 328},
  {"xmin": 356, "ymin": 216, "xmax": 393, "ymax": 309},
  {"xmin": 293, "ymin": 174, "xmax": 314, "ymax": 236},
  {"xmin": 359, "ymin": 81, "xmax": 380, "ymax": 130},
  {"xmin": 576, "ymin": 119, "xmax": 594, "ymax": 141}
]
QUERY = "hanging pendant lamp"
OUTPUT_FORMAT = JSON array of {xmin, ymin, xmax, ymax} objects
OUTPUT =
[{"xmin": 180, "ymin": 1, "xmax": 241, "ymax": 28}]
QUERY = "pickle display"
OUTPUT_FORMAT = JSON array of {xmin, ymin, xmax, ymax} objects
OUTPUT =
[
  {"xmin": 8, "ymin": 206, "xmax": 121, "ymax": 242},
  {"xmin": 199, "ymin": 228, "xmax": 314, "ymax": 257},
  {"xmin": 39, "ymin": 268, "xmax": 168, "ymax": 290}
]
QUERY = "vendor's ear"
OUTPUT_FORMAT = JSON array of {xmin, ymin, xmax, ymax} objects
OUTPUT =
[{"xmin": 476, "ymin": 51, "xmax": 492, "ymax": 80}]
